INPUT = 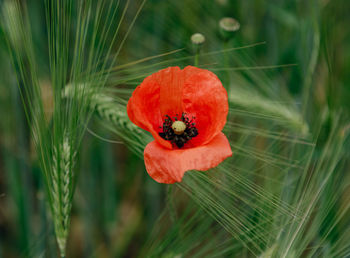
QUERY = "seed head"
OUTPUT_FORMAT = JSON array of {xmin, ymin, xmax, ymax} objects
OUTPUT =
[
  {"xmin": 219, "ymin": 17, "xmax": 240, "ymax": 32},
  {"xmin": 191, "ymin": 33, "xmax": 205, "ymax": 45},
  {"xmin": 219, "ymin": 17, "xmax": 240, "ymax": 41}
]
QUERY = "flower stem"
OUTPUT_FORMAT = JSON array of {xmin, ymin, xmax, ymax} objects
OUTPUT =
[
  {"xmin": 194, "ymin": 48, "xmax": 200, "ymax": 67},
  {"xmin": 166, "ymin": 185, "xmax": 177, "ymax": 222},
  {"xmin": 191, "ymin": 33, "xmax": 205, "ymax": 67}
]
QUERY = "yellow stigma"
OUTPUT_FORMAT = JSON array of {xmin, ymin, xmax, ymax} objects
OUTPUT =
[{"xmin": 172, "ymin": 121, "xmax": 186, "ymax": 135}]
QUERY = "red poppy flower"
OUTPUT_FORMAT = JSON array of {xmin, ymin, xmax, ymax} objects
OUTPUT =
[{"xmin": 127, "ymin": 66, "xmax": 232, "ymax": 184}]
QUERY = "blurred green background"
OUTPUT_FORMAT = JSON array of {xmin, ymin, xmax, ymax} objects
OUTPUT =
[{"xmin": 0, "ymin": 0, "xmax": 349, "ymax": 257}]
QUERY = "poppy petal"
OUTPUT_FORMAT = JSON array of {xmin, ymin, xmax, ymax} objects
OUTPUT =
[
  {"xmin": 158, "ymin": 66, "xmax": 184, "ymax": 118},
  {"xmin": 144, "ymin": 132, "xmax": 232, "ymax": 184},
  {"xmin": 182, "ymin": 66, "xmax": 229, "ymax": 147},
  {"xmin": 127, "ymin": 69, "xmax": 177, "ymax": 149}
]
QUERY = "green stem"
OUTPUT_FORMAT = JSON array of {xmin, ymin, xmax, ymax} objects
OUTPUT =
[
  {"xmin": 194, "ymin": 48, "xmax": 200, "ymax": 67},
  {"xmin": 223, "ymin": 40, "xmax": 231, "ymax": 94},
  {"xmin": 166, "ymin": 185, "xmax": 177, "ymax": 222}
]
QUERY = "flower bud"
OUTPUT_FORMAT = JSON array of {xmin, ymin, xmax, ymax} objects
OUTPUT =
[
  {"xmin": 191, "ymin": 33, "xmax": 205, "ymax": 46},
  {"xmin": 219, "ymin": 17, "xmax": 240, "ymax": 41}
]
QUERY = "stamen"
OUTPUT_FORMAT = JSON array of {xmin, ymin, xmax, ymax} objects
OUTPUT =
[{"xmin": 159, "ymin": 112, "xmax": 198, "ymax": 148}]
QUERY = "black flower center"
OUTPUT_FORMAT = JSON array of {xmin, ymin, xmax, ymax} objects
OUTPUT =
[{"xmin": 159, "ymin": 113, "xmax": 198, "ymax": 148}]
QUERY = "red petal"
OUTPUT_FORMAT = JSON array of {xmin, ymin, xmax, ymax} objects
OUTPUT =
[
  {"xmin": 158, "ymin": 67, "xmax": 183, "ymax": 118},
  {"xmin": 182, "ymin": 66, "xmax": 229, "ymax": 147},
  {"xmin": 127, "ymin": 68, "xmax": 182, "ymax": 149},
  {"xmin": 144, "ymin": 132, "xmax": 232, "ymax": 184}
]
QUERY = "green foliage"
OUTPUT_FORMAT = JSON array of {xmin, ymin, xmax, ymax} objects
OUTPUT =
[{"xmin": 1, "ymin": 0, "xmax": 145, "ymax": 256}]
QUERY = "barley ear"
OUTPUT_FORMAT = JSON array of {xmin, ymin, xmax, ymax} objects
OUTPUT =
[{"xmin": 52, "ymin": 134, "xmax": 76, "ymax": 257}]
